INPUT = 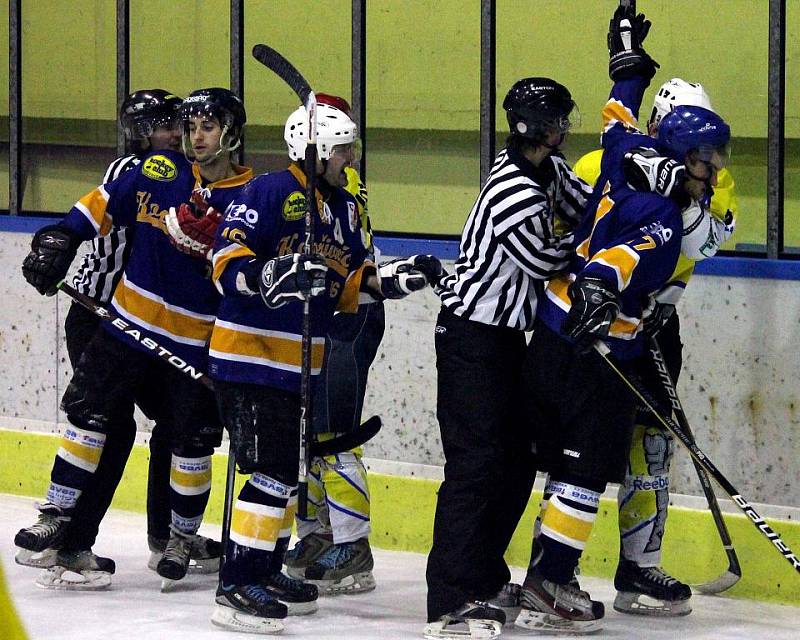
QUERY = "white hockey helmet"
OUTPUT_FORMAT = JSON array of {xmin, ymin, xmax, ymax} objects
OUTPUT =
[
  {"xmin": 648, "ymin": 78, "xmax": 714, "ymax": 130},
  {"xmin": 284, "ymin": 103, "xmax": 359, "ymax": 161}
]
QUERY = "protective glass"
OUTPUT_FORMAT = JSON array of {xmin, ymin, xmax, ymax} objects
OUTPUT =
[{"xmin": 331, "ymin": 138, "xmax": 363, "ymax": 162}]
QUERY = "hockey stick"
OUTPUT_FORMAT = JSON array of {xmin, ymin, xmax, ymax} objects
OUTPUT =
[
  {"xmin": 309, "ymin": 415, "xmax": 382, "ymax": 458},
  {"xmin": 594, "ymin": 341, "xmax": 800, "ymax": 576},
  {"xmin": 218, "ymin": 448, "xmax": 237, "ymax": 581},
  {"xmin": 58, "ymin": 281, "xmax": 214, "ymax": 390},
  {"xmin": 252, "ymin": 44, "xmax": 317, "ymax": 519},
  {"xmin": 648, "ymin": 337, "xmax": 741, "ymax": 593}
]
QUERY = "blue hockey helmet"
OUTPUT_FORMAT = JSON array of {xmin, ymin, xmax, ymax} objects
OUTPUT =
[{"xmin": 657, "ymin": 105, "xmax": 731, "ymax": 166}]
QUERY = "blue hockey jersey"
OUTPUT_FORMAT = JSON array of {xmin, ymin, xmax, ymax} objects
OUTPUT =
[
  {"xmin": 60, "ymin": 149, "xmax": 253, "ymax": 369},
  {"xmin": 209, "ymin": 164, "xmax": 373, "ymax": 391},
  {"xmin": 537, "ymin": 76, "xmax": 682, "ymax": 360}
]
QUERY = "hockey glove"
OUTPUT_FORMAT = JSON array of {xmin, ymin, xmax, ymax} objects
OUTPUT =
[
  {"xmin": 561, "ymin": 276, "xmax": 620, "ymax": 354},
  {"xmin": 642, "ymin": 297, "xmax": 675, "ymax": 337},
  {"xmin": 22, "ymin": 224, "xmax": 82, "ymax": 296},
  {"xmin": 607, "ymin": 4, "xmax": 659, "ymax": 81},
  {"xmin": 165, "ymin": 204, "xmax": 222, "ymax": 260},
  {"xmin": 259, "ymin": 253, "xmax": 328, "ymax": 309},
  {"xmin": 377, "ymin": 254, "xmax": 443, "ymax": 300}
]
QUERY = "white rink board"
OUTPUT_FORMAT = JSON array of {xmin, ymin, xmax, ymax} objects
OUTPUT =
[{"xmin": 2, "ymin": 494, "xmax": 798, "ymax": 640}]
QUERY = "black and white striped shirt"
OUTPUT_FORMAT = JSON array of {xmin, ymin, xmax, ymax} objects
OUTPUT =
[
  {"xmin": 437, "ymin": 147, "xmax": 591, "ymax": 330},
  {"xmin": 72, "ymin": 154, "xmax": 141, "ymax": 303}
]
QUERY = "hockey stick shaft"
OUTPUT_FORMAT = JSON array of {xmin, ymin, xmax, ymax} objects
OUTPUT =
[
  {"xmin": 594, "ymin": 341, "xmax": 800, "ymax": 576},
  {"xmin": 648, "ymin": 337, "xmax": 741, "ymax": 591},
  {"xmin": 309, "ymin": 416, "xmax": 382, "ymax": 458},
  {"xmin": 58, "ymin": 281, "xmax": 214, "ymax": 390},
  {"xmin": 252, "ymin": 43, "xmax": 317, "ymax": 518},
  {"xmin": 218, "ymin": 448, "xmax": 237, "ymax": 581}
]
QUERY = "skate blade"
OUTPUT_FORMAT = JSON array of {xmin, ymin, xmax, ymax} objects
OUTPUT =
[
  {"xmin": 514, "ymin": 608, "xmax": 602, "ymax": 634},
  {"xmin": 613, "ymin": 591, "xmax": 692, "ymax": 617},
  {"xmin": 160, "ymin": 577, "xmax": 185, "ymax": 593},
  {"xmin": 422, "ymin": 618, "xmax": 502, "ymax": 639},
  {"xmin": 15, "ymin": 547, "xmax": 57, "ymax": 569},
  {"xmin": 284, "ymin": 599, "xmax": 319, "ymax": 616},
  {"xmin": 210, "ymin": 604, "xmax": 285, "ymax": 635},
  {"xmin": 310, "ymin": 571, "xmax": 376, "ymax": 596},
  {"xmin": 35, "ymin": 567, "xmax": 111, "ymax": 591},
  {"xmin": 149, "ymin": 552, "xmax": 219, "ymax": 575}
]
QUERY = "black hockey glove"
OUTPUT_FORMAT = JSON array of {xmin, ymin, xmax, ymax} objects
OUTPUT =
[
  {"xmin": 377, "ymin": 255, "xmax": 443, "ymax": 300},
  {"xmin": 22, "ymin": 224, "xmax": 82, "ymax": 296},
  {"xmin": 561, "ymin": 276, "xmax": 620, "ymax": 354},
  {"xmin": 643, "ymin": 298, "xmax": 675, "ymax": 337},
  {"xmin": 258, "ymin": 253, "xmax": 328, "ymax": 309},
  {"xmin": 607, "ymin": 4, "xmax": 659, "ymax": 81}
]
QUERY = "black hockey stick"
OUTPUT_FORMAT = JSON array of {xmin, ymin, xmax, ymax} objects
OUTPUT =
[
  {"xmin": 218, "ymin": 448, "xmax": 237, "ymax": 581},
  {"xmin": 58, "ymin": 281, "xmax": 214, "ymax": 390},
  {"xmin": 309, "ymin": 416, "xmax": 382, "ymax": 458},
  {"xmin": 252, "ymin": 44, "xmax": 317, "ymax": 518},
  {"xmin": 648, "ymin": 337, "xmax": 741, "ymax": 593},
  {"xmin": 595, "ymin": 341, "xmax": 800, "ymax": 577}
]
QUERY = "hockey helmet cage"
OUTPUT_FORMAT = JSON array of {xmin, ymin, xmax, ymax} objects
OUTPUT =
[
  {"xmin": 120, "ymin": 89, "xmax": 182, "ymax": 141},
  {"xmin": 503, "ymin": 77, "xmax": 576, "ymax": 143},
  {"xmin": 316, "ymin": 93, "xmax": 353, "ymax": 116},
  {"xmin": 649, "ymin": 78, "xmax": 713, "ymax": 129},
  {"xmin": 180, "ymin": 87, "xmax": 247, "ymax": 156},
  {"xmin": 657, "ymin": 105, "xmax": 731, "ymax": 166},
  {"xmin": 284, "ymin": 103, "xmax": 360, "ymax": 161}
]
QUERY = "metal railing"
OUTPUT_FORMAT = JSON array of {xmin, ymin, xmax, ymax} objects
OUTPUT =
[{"xmin": 5, "ymin": 0, "xmax": 790, "ymax": 259}]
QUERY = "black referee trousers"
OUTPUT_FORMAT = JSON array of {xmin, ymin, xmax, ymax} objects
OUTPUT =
[{"xmin": 426, "ymin": 307, "xmax": 535, "ymax": 621}]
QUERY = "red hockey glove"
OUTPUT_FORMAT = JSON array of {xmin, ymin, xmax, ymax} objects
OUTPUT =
[{"xmin": 165, "ymin": 203, "xmax": 222, "ymax": 260}]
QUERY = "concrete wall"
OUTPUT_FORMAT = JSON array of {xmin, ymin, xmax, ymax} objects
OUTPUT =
[{"xmin": 1, "ymin": 228, "xmax": 798, "ymax": 507}]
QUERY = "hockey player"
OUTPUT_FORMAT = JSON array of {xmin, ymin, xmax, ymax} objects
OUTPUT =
[
  {"xmin": 424, "ymin": 77, "xmax": 592, "ymax": 640},
  {"xmin": 284, "ymin": 93, "xmax": 382, "ymax": 595},
  {"xmin": 571, "ymin": 77, "xmax": 738, "ymax": 616},
  {"xmin": 208, "ymin": 101, "xmax": 442, "ymax": 634},
  {"xmin": 515, "ymin": 6, "xmax": 731, "ymax": 634},
  {"xmin": 16, "ymin": 87, "xmax": 252, "ymax": 589},
  {"xmin": 14, "ymin": 89, "xmax": 183, "ymax": 577}
]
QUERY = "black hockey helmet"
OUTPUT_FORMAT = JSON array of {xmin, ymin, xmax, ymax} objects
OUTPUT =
[
  {"xmin": 180, "ymin": 87, "xmax": 246, "ymax": 155},
  {"xmin": 503, "ymin": 77, "xmax": 576, "ymax": 144},
  {"xmin": 119, "ymin": 89, "xmax": 182, "ymax": 141}
]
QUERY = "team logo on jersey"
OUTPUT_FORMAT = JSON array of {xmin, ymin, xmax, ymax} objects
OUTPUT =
[
  {"xmin": 142, "ymin": 155, "xmax": 177, "ymax": 181},
  {"xmin": 282, "ymin": 191, "xmax": 306, "ymax": 221}
]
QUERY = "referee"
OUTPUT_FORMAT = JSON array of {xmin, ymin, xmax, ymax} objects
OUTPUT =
[{"xmin": 424, "ymin": 77, "xmax": 592, "ymax": 637}]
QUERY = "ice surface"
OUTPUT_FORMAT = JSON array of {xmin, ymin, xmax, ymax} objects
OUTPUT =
[{"xmin": 2, "ymin": 494, "xmax": 797, "ymax": 639}]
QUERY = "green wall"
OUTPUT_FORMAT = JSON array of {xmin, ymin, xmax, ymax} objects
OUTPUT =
[{"xmin": 1, "ymin": 1, "xmax": 798, "ymax": 242}]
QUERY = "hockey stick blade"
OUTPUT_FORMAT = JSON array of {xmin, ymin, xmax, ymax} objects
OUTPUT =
[
  {"xmin": 251, "ymin": 44, "xmax": 312, "ymax": 106},
  {"xmin": 693, "ymin": 569, "xmax": 741, "ymax": 595},
  {"xmin": 309, "ymin": 416, "xmax": 382, "ymax": 458}
]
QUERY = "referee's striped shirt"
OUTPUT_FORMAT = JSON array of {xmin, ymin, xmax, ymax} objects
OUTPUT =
[
  {"xmin": 437, "ymin": 146, "xmax": 591, "ymax": 330},
  {"xmin": 72, "ymin": 154, "xmax": 140, "ymax": 303}
]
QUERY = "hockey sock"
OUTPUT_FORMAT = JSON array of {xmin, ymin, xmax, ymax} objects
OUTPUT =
[
  {"xmin": 223, "ymin": 473, "xmax": 295, "ymax": 585},
  {"xmin": 534, "ymin": 478, "xmax": 603, "ymax": 584},
  {"xmin": 47, "ymin": 424, "xmax": 107, "ymax": 510},
  {"xmin": 296, "ymin": 459, "xmax": 324, "ymax": 539},
  {"xmin": 269, "ymin": 488, "xmax": 298, "ymax": 574},
  {"xmin": 321, "ymin": 451, "xmax": 370, "ymax": 544},
  {"xmin": 618, "ymin": 424, "xmax": 673, "ymax": 566},
  {"xmin": 169, "ymin": 450, "xmax": 212, "ymax": 535}
]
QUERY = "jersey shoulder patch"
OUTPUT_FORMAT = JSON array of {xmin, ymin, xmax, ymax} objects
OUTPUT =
[{"xmin": 141, "ymin": 155, "xmax": 178, "ymax": 182}]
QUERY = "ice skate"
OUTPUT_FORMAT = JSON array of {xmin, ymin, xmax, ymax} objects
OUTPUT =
[
  {"xmin": 423, "ymin": 601, "xmax": 505, "ymax": 640},
  {"xmin": 148, "ymin": 533, "xmax": 221, "ymax": 574},
  {"xmin": 514, "ymin": 570, "xmax": 604, "ymax": 634},
  {"xmin": 304, "ymin": 537, "xmax": 375, "ymax": 595},
  {"xmin": 14, "ymin": 502, "xmax": 70, "ymax": 554},
  {"xmin": 284, "ymin": 532, "xmax": 333, "ymax": 580},
  {"xmin": 156, "ymin": 528, "xmax": 193, "ymax": 590},
  {"xmin": 35, "ymin": 549, "xmax": 116, "ymax": 591},
  {"xmin": 211, "ymin": 581, "xmax": 287, "ymax": 634},
  {"xmin": 262, "ymin": 571, "xmax": 319, "ymax": 615},
  {"xmin": 488, "ymin": 582, "xmax": 521, "ymax": 626},
  {"xmin": 613, "ymin": 559, "xmax": 692, "ymax": 616}
]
